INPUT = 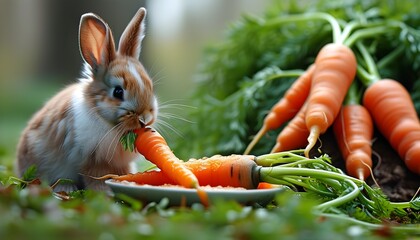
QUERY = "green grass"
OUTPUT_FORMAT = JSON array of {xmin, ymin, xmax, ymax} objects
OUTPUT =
[
  {"xmin": 0, "ymin": 180, "xmax": 404, "ymax": 240},
  {"xmin": 0, "ymin": 78, "xmax": 61, "ymax": 167}
]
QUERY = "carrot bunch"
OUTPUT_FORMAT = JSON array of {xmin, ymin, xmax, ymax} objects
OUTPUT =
[
  {"xmin": 245, "ymin": 14, "xmax": 420, "ymax": 179},
  {"xmin": 245, "ymin": 42, "xmax": 357, "ymax": 157},
  {"xmin": 245, "ymin": 14, "xmax": 358, "ymax": 172}
]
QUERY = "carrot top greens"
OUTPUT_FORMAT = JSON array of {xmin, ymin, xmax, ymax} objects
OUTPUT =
[{"xmin": 120, "ymin": 131, "xmax": 137, "ymax": 152}]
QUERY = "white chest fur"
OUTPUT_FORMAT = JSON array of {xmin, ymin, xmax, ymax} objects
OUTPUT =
[{"xmin": 70, "ymin": 84, "xmax": 137, "ymax": 172}]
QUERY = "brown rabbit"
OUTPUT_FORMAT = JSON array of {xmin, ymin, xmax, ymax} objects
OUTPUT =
[{"xmin": 16, "ymin": 7, "xmax": 158, "ymax": 192}]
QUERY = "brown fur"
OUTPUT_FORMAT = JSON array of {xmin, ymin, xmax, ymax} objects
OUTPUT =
[{"xmin": 16, "ymin": 8, "xmax": 157, "ymax": 192}]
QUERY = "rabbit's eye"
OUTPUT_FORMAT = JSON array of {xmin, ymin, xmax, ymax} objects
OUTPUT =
[{"xmin": 113, "ymin": 86, "xmax": 124, "ymax": 100}]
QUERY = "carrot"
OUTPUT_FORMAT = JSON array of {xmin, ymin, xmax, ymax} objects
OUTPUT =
[
  {"xmin": 304, "ymin": 43, "xmax": 357, "ymax": 157},
  {"xmin": 182, "ymin": 155, "xmax": 259, "ymax": 189},
  {"xmin": 134, "ymin": 127, "xmax": 200, "ymax": 189},
  {"xmin": 363, "ymin": 79, "xmax": 420, "ymax": 175},
  {"xmin": 133, "ymin": 127, "xmax": 209, "ymax": 205},
  {"xmin": 257, "ymin": 182, "xmax": 277, "ymax": 189},
  {"xmin": 356, "ymin": 42, "xmax": 420, "ymax": 175},
  {"xmin": 103, "ymin": 170, "xmax": 174, "ymax": 185},
  {"xmin": 100, "ymin": 155, "xmax": 260, "ymax": 189},
  {"xmin": 244, "ymin": 65, "xmax": 315, "ymax": 154},
  {"xmin": 333, "ymin": 104, "xmax": 373, "ymax": 180},
  {"xmin": 271, "ymin": 103, "xmax": 309, "ymax": 153}
]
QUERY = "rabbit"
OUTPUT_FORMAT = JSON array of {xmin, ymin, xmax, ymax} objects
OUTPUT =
[{"xmin": 16, "ymin": 7, "xmax": 158, "ymax": 192}]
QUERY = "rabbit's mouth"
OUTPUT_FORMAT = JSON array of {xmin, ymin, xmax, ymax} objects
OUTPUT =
[{"xmin": 118, "ymin": 111, "xmax": 155, "ymax": 131}]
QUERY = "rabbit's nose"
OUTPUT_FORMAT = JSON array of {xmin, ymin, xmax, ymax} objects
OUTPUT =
[
  {"xmin": 139, "ymin": 118, "xmax": 146, "ymax": 127},
  {"xmin": 139, "ymin": 113, "xmax": 154, "ymax": 127}
]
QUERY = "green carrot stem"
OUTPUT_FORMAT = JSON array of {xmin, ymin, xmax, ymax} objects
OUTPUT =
[
  {"xmin": 344, "ymin": 26, "xmax": 386, "ymax": 47},
  {"xmin": 260, "ymin": 167, "xmax": 363, "ymax": 186},
  {"xmin": 278, "ymin": 159, "xmax": 333, "ymax": 169},
  {"xmin": 262, "ymin": 175, "xmax": 298, "ymax": 190},
  {"xmin": 356, "ymin": 42, "xmax": 381, "ymax": 79},
  {"xmin": 356, "ymin": 65, "xmax": 377, "ymax": 87},
  {"xmin": 355, "ymin": 41, "xmax": 384, "ymax": 88},
  {"xmin": 263, "ymin": 12, "xmax": 341, "ymax": 43},
  {"xmin": 343, "ymin": 81, "xmax": 362, "ymax": 105},
  {"xmin": 315, "ymin": 178, "xmax": 360, "ymax": 211},
  {"xmin": 316, "ymin": 177, "xmax": 344, "ymax": 192},
  {"xmin": 339, "ymin": 20, "xmax": 388, "ymax": 44},
  {"xmin": 281, "ymin": 176, "xmax": 337, "ymax": 197},
  {"xmin": 338, "ymin": 21, "xmax": 359, "ymax": 44},
  {"xmin": 256, "ymin": 150, "xmax": 306, "ymax": 166},
  {"xmin": 389, "ymin": 201, "xmax": 413, "ymax": 209},
  {"xmin": 266, "ymin": 70, "xmax": 305, "ymax": 81}
]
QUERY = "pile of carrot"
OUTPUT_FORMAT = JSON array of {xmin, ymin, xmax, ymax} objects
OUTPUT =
[
  {"xmin": 244, "ymin": 14, "xmax": 420, "ymax": 180},
  {"xmin": 103, "ymin": 13, "xmax": 419, "ymax": 207}
]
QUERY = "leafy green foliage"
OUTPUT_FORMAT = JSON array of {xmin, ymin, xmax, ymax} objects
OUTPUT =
[
  {"xmin": 0, "ymin": 176, "xmax": 416, "ymax": 239},
  {"xmin": 22, "ymin": 165, "xmax": 37, "ymax": 182},
  {"xmin": 1, "ymin": 151, "xmax": 418, "ymax": 239},
  {"xmin": 255, "ymin": 151, "xmax": 420, "ymax": 229},
  {"xmin": 120, "ymin": 131, "xmax": 137, "ymax": 152}
]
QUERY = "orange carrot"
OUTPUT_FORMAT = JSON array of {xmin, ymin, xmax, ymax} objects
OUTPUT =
[
  {"xmin": 104, "ymin": 170, "xmax": 174, "ymax": 185},
  {"xmin": 271, "ymin": 103, "xmax": 309, "ymax": 153},
  {"xmin": 333, "ymin": 104, "xmax": 373, "ymax": 180},
  {"xmin": 244, "ymin": 65, "xmax": 315, "ymax": 154},
  {"xmin": 103, "ymin": 155, "xmax": 260, "ymax": 189},
  {"xmin": 304, "ymin": 43, "xmax": 357, "ymax": 157},
  {"xmin": 257, "ymin": 182, "xmax": 277, "ymax": 189},
  {"xmin": 134, "ymin": 127, "xmax": 200, "ymax": 189},
  {"xmin": 182, "ymin": 155, "xmax": 259, "ymax": 189},
  {"xmin": 363, "ymin": 79, "xmax": 420, "ymax": 174}
]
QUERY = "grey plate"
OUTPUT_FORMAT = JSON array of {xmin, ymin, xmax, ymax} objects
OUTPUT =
[{"xmin": 106, "ymin": 179, "xmax": 287, "ymax": 206}]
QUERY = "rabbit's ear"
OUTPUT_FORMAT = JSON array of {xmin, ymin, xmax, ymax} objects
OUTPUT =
[
  {"xmin": 79, "ymin": 13, "xmax": 116, "ymax": 70},
  {"xmin": 118, "ymin": 7, "xmax": 146, "ymax": 59}
]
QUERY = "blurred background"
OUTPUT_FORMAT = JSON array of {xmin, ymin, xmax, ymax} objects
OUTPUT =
[{"xmin": 0, "ymin": 0, "xmax": 270, "ymax": 163}]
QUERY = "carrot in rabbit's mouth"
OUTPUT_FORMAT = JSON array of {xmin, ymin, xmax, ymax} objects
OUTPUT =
[
  {"xmin": 133, "ymin": 127, "xmax": 201, "ymax": 189},
  {"xmin": 119, "ymin": 127, "xmax": 209, "ymax": 206}
]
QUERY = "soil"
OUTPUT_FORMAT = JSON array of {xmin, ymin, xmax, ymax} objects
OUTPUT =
[{"xmin": 318, "ymin": 129, "xmax": 420, "ymax": 202}]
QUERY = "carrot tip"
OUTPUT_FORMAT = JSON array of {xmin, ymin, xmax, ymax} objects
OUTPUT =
[
  {"xmin": 305, "ymin": 126, "xmax": 320, "ymax": 158},
  {"xmin": 270, "ymin": 143, "xmax": 281, "ymax": 153},
  {"xmin": 87, "ymin": 174, "xmax": 119, "ymax": 180},
  {"xmin": 356, "ymin": 168, "xmax": 365, "ymax": 181},
  {"xmin": 244, "ymin": 126, "xmax": 268, "ymax": 155},
  {"xmin": 196, "ymin": 187, "xmax": 210, "ymax": 207}
]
